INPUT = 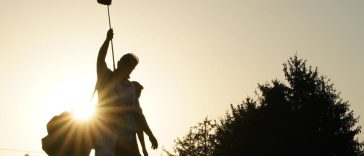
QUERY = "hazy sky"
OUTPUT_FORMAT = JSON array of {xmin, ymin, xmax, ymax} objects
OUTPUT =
[{"xmin": 0, "ymin": 0, "xmax": 363, "ymax": 155}]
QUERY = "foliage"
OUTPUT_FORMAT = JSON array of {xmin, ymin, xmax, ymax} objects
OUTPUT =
[
  {"xmin": 174, "ymin": 117, "xmax": 218, "ymax": 156},
  {"xmin": 174, "ymin": 55, "xmax": 362, "ymax": 156}
]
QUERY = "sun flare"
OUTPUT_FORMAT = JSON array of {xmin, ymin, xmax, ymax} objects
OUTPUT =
[
  {"xmin": 40, "ymin": 78, "xmax": 98, "ymax": 123},
  {"xmin": 72, "ymin": 104, "xmax": 96, "ymax": 121}
]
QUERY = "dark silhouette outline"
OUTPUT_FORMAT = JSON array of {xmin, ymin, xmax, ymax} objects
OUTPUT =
[
  {"xmin": 173, "ymin": 55, "xmax": 362, "ymax": 156},
  {"xmin": 94, "ymin": 29, "xmax": 158, "ymax": 156},
  {"xmin": 41, "ymin": 112, "xmax": 93, "ymax": 156},
  {"xmin": 133, "ymin": 81, "xmax": 158, "ymax": 156}
]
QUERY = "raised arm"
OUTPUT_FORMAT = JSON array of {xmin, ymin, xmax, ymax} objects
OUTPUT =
[{"xmin": 97, "ymin": 29, "xmax": 113, "ymax": 77}]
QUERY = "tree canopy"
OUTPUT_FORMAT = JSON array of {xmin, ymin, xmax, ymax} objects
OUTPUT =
[{"xmin": 174, "ymin": 55, "xmax": 362, "ymax": 156}]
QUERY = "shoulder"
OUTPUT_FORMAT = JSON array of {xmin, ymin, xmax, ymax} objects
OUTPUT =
[
  {"xmin": 131, "ymin": 81, "xmax": 144, "ymax": 90},
  {"xmin": 97, "ymin": 67, "xmax": 112, "ymax": 79}
]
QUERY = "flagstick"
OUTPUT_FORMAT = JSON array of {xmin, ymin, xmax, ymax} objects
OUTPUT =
[
  {"xmin": 91, "ymin": 3, "xmax": 116, "ymax": 101},
  {"xmin": 107, "ymin": 5, "xmax": 116, "ymax": 70}
]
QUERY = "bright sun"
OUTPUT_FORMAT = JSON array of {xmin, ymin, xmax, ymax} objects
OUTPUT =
[
  {"xmin": 41, "ymin": 78, "xmax": 98, "ymax": 123},
  {"xmin": 72, "ymin": 103, "xmax": 96, "ymax": 121}
]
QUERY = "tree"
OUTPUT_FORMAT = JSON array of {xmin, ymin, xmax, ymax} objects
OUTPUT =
[
  {"xmin": 174, "ymin": 117, "xmax": 217, "ymax": 156},
  {"xmin": 212, "ymin": 55, "xmax": 362, "ymax": 155},
  {"xmin": 174, "ymin": 55, "xmax": 362, "ymax": 156}
]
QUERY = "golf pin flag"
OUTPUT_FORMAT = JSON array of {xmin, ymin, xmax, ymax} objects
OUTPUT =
[{"xmin": 97, "ymin": 0, "xmax": 112, "ymax": 5}]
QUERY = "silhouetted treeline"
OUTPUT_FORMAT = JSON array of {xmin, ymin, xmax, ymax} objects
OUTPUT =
[
  {"xmin": 173, "ymin": 55, "xmax": 362, "ymax": 156},
  {"xmin": 174, "ymin": 117, "xmax": 218, "ymax": 156}
]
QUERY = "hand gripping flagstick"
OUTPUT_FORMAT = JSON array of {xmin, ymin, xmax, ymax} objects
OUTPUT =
[{"xmin": 97, "ymin": 0, "xmax": 115, "ymax": 70}]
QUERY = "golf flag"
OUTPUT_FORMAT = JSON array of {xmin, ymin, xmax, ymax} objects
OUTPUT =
[{"xmin": 97, "ymin": 0, "xmax": 112, "ymax": 5}]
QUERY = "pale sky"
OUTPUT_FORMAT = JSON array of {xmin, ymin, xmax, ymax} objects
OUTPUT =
[{"xmin": 0, "ymin": 0, "xmax": 363, "ymax": 155}]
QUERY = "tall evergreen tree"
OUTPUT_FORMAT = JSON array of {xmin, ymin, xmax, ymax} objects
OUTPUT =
[
  {"xmin": 212, "ymin": 55, "xmax": 362, "ymax": 155},
  {"xmin": 174, "ymin": 55, "xmax": 362, "ymax": 156}
]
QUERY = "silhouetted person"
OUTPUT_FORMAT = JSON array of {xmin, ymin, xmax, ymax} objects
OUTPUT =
[
  {"xmin": 115, "ymin": 81, "xmax": 158, "ymax": 156},
  {"xmin": 134, "ymin": 82, "xmax": 158, "ymax": 156},
  {"xmin": 94, "ymin": 29, "xmax": 158, "ymax": 156}
]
